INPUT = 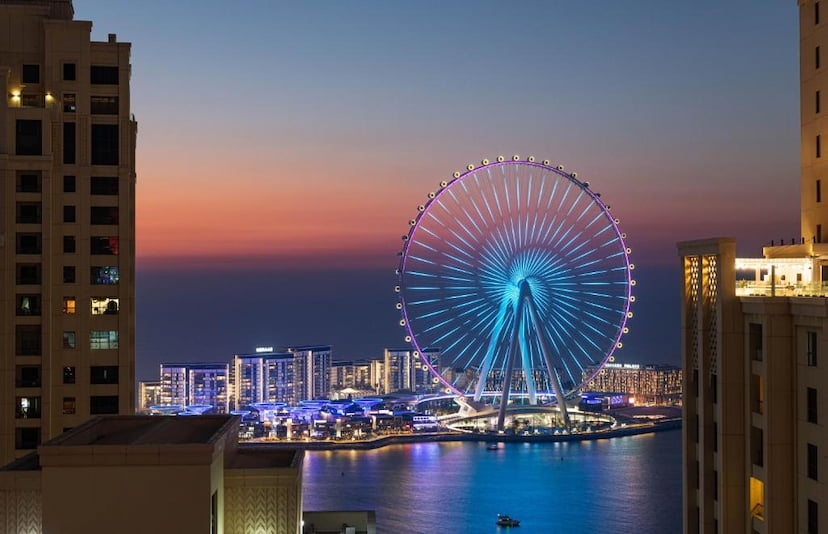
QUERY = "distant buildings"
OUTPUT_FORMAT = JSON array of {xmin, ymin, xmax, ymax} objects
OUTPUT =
[
  {"xmin": 678, "ymin": 3, "xmax": 827, "ymax": 533},
  {"xmin": 0, "ymin": 0, "xmax": 137, "ymax": 464},
  {"xmin": 383, "ymin": 347, "xmax": 440, "ymax": 395},
  {"xmin": 582, "ymin": 362, "xmax": 681, "ymax": 405},
  {"xmin": 159, "ymin": 363, "xmax": 230, "ymax": 412}
]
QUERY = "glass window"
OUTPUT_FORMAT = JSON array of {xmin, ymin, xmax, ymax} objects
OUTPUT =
[
  {"xmin": 16, "ymin": 264, "xmax": 41, "ymax": 285},
  {"xmin": 90, "ymin": 236, "xmax": 119, "ymax": 255},
  {"xmin": 64, "ymin": 122, "xmax": 76, "ymax": 164},
  {"xmin": 16, "ymin": 365, "xmax": 41, "ymax": 388},
  {"xmin": 63, "ymin": 205, "xmax": 76, "ymax": 223},
  {"xmin": 16, "ymin": 120, "xmax": 42, "ymax": 156},
  {"xmin": 809, "ymin": 499, "xmax": 818, "ymax": 534},
  {"xmin": 63, "ymin": 266, "xmax": 76, "ymax": 283},
  {"xmin": 63, "ymin": 62, "xmax": 76, "ymax": 81},
  {"xmin": 16, "ymin": 203, "xmax": 41, "ymax": 224},
  {"xmin": 63, "ymin": 235, "xmax": 76, "ymax": 254},
  {"xmin": 90, "ymin": 330, "xmax": 119, "ymax": 350},
  {"xmin": 91, "ymin": 177, "xmax": 119, "ymax": 195},
  {"xmin": 91, "ymin": 95, "xmax": 118, "ymax": 114},
  {"xmin": 90, "ymin": 366, "xmax": 119, "ymax": 384},
  {"xmin": 15, "ymin": 325, "xmax": 40, "ymax": 356},
  {"xmin": 15, "ymin": 428, "xmax": 40, "ymax": 450},
  {"xmin": 63, "ymin": 331, "xmax": 76, "ymax": 349},
  {"xmin": 809, "ymin": 443, "xmax": 819, "ymax": 480},
  {"xmin": 16, "ymin": 173, "xmax": 40, "ymax": 193},
  {"xmin": 63, "ymin": 93, "xmax": 76, "ymax": 113},
  {"xmin": 91, "ymin": 297, "xmax": 119, "ymax": 315},
  {"xmin": 91, "ymin": 266, "xmax": 120, "ymax": 285},
  {"xmin": 63, "ymin": 366, "xmax": 76, "ymax": 384},
  {"xmin": 63, "ymin": 297, "xmax": 76, "ymax": 314},
  {"xmin": 91, "ymin": 124, "xmax": 119, "ymax": 165},
  {"xmin": 63, "ymin": 175, "xmax": 76, "ymax": 193},
  {"xmin": 90, "ymin": 206, "xmax": 119, "ymax": 225},
  {"xmin": 21, "ymin": 64, "xmax": 39, "ymax": 84},
  {"xmin": 16, "ymin": 233, "xmax": 41, "ymax": 254},
  {"xmin": 16, "ymin": 294, "xmax": 40, "ymax": 316},
  {"xmin": 809, "ymin": 331, "xmax": 818, "ymax": 367},
  {"xmin": 808, "ymin": 387, "xmax": 818, "ymax": 424},
  {"xmin": 63, "ymin": 397, "xmax": 76, "ymax": 415},
  {"xmin": 16, "ymin": 396, "xmax": 41, "ymax": 419},
  {"xmin": 90, "ymin": 66, "xmax": 119, "ymax": 85},
  {"xmin": 90, "ymin": 395, "xmax": 119, "ymax": 414}
]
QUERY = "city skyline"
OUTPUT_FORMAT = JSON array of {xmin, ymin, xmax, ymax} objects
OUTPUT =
[{"xmin": 71, "ymin": 1, "xmax": 802, "ymax": 379}]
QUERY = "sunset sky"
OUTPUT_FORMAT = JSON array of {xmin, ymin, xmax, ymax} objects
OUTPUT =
[{"xmin": 73, "ymin": 1, "xmax": 801, "ymax": 380}]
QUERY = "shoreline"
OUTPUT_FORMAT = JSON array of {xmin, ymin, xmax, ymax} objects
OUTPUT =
[{"xmin": 241, "ymin": 418, "xmax": 682, "ymax": 451}]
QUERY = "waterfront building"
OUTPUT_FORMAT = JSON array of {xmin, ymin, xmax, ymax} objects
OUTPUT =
[
  {"xmin": 159, "ymin": 363, "xmax": 188, "ymax": 406},
  {"xmin": 583, "ymin": 362, "xmax": 682, "ymax": 405},
  {"xmin": 264, "ymin": 351, "xmax": 296, "ymax": 405},
  {"xmin": 159, "ymin": 363, "xmax": 229, "ymax": 413},
  {"xmin": 383, "ymin": 347, "xmax": 440, "ymax": 394},
  {"xmin": 369, "ymin": 358, "xmax": 385, "ymax": 394},
  {"xmin": 233, "ymin": 353, "xmax": 265, "ymax": 408},
  {"xmin": 137, "ymin": 379, "xmax": 161, "ymax": 412},
  {"xmin": 289, "ymin": 345, "xmax": 331, "ymax": 400},
  {"xmin": 679, "ymin": 4, "xmax": 828, "ymax": 532},
  {"xmin": 0, "ymin": 0, "xmax": 137, "ymax": 463},
  {"xmin": 0, "ymin": 415, "xmax": 304, "ymax": 534}
]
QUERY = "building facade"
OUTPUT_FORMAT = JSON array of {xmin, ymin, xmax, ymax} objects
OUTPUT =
[
  {"xmin": 0, "ymin": 0, "xmax": 136, "ymax": 464},
  {"xmin": 383, "ymin": 347, "xmax": 440, "ymax": 395},
  {"xmin": 137, "ymin": 379, "xmax": 161, "ymax": 413},
  {"xmin": 583, "ymin": 362, "xmax": 682, "ymax": 405},
  {"xmin": 289, "ymin": 345, "xmax": 331, "ymax": 401}
]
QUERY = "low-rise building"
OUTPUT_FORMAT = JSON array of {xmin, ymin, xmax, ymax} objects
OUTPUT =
[{"xmin": 582, "ymin": 362, "xmax": 682, "ymax": 405}]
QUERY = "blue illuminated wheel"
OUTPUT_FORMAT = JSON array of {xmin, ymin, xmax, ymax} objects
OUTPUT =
[{"xmin": 396, "ymin": 157, "xmax": 633, "ymax": 425}]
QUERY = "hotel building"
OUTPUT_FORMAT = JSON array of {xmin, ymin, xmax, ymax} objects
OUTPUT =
[
  {"xmin": 0, "ymin": 0, "xmax": 136, "ymax": 464},
  {"xmin": 583, "ymin": 362, "xmax": 682, "ymax": 405},
  {"xmin": 160, "ymin": 362, "xmax": 229, "ymax": 413},
  {"xmin": 383, "ymin": 347, "xmax": 440, "ymax": 394},
  {"xmin": 679, "ymin": 3, "xmax": 828, "ymax": 533}
]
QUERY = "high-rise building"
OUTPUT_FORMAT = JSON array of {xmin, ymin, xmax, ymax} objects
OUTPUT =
[
  {"xmin": 582, "ymin": 362, "xmax": 682, "ymax": 405},
  {"xmin": 679, "ymin": 4, "xmax": 828, "ymax": 533},
  {"xmin": 137, "ymin": 379, "xmax": 161, "ymax": 413},
  {"xmin": 383, "ymin": 347, "xmax": 440, "ymax": 394},
  {"xmin": 0, "ymin": 0, "xmax": 136, "ymax": 463},
  {"xmin": 289, "ymin": 345, "xmax": 331, "ymax": 401}
]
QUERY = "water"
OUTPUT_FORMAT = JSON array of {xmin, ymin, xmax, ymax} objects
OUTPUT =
[{"xmin": 303, "ymin": 429, "xmax": 682, "ymax": 534}]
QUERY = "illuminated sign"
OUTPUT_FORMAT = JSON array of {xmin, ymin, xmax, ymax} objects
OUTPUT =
[{"xmin": 255, "ymin": 347, "xmax": 274, "ymax": 353}]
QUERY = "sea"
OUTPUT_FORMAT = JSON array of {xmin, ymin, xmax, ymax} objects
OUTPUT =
[{"xmin": 303, "ymin": 428, "xmax": 682, "ymax": 534}]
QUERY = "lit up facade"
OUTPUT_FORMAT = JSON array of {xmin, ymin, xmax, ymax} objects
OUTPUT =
[
  {"xmin": 679, "ymin": 4, "xmax": 828, "ymax": 532},
  {"xmin": 383, "ymin": 347, "xmax": 440, "ymax": 394},
  {"xmin": 137, "ymin": 380, "xmax": 161, "ymax": 413},
  {"xmin": 582, "ymin": 362, "xmax": 681, "ymax": 405},
  {"xmin": 159, "ymin": 363, "xmax": 229, "ymax": 413},
  {"xmin": 0, "ymin": 0, "xmax": 136, "ymax": 464},
  {"xmin": 289, "ymin": 345, "xmax": 331, "ymax": 401}
]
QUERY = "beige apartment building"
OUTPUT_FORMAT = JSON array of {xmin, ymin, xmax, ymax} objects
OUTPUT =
[
  {"xmin": 0, "ymin": 0, "xmax": 136, "ymax": 464},
  {"xmin": 680, "ymin": 4, "xmax": 828, "ymax": 533}
]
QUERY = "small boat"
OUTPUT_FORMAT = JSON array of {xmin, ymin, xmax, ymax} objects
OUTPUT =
[
  {"xmin": 496, "ymin": 514, "xmax": 520, "ymax": 527},
  {"xmin": 487, "ymin": 443, "xmax": 499, "ymax": 450}
]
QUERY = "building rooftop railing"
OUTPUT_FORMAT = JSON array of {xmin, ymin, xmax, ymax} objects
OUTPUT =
[{"xmin": 736, "ymin": 281, "xmax": 828, "ymax": 298}]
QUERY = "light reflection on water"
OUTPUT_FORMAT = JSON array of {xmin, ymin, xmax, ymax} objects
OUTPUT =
[{"xmin": 303, "ymin": 429, "xmax": 681, "ymax": 534}]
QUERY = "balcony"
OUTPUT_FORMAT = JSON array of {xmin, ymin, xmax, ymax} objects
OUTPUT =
[
  {"xmin": 736, "ymin": 280, "xmax": 828, "ymax": 297},
  {"xmin": 736, "ymin": 256, "xmax": 826, "ymax": 297}
]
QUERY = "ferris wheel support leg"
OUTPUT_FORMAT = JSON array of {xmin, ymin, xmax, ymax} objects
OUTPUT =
[
  {"xmin": 496, "ymin": 283, "xmax": 530, "ymax": 432},
  {"xmin": 524, "ymin": 292, "xmax": 572, "ymax": 431},
  {"xmin": 473, "ymin": 299, "xmax": 511, "ymax": 403}
]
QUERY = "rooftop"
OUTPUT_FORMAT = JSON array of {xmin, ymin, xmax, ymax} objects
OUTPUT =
[{"xmin": 46, "ymin": 415, "xmax": 235, "ymax": 446}]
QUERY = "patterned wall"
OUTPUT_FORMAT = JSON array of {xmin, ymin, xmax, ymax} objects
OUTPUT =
[
  {"xmin": 225, "ymin": 485, "xmax": 299, "ymax": 534},
  {"xmin": 0, "ymin": 490, "xmax": 42, "ymax": 534}
]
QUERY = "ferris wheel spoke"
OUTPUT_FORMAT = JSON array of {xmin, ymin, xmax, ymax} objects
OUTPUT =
[{"xmin": 473, "ymin": 298, "xmax": 512, "ymax": 402}]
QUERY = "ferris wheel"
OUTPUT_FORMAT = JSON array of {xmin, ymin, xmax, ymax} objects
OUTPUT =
[{"xmin": 396, "ymin": 156, "xmax": 633, "ymax": 429}]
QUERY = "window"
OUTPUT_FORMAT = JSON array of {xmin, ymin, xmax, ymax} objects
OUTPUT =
[
  {"xmin": 820, "ymin": 224, "xmax": 824, "ymax": 244},
  {"xmin": 63, "ymin": 331, "xmax": 76, "ymax": 349},
  {"xmin": 819, "ymin": 180, "xmax": 823, "ymax": 203},
  {"xmin": 63, "ymin": 175, "xmax": 76, "ymax": 193},
  {"xmin": 19, "ymin": 94, "xmax": 44, "ymax": 108},
  {"xmin": 750, "ymin": 323, "xmax": 763, "ymax": 360},
  {"xmin": 751, "ymin": 426, "xmax": 764, "ymax": 467},
  {"xmin": 751, "ymin": 374, "xmax": 764, "ymax": 415},
  {"xmin": 63, "ymin": 235, "xmax": 76, "ymax": 254},
  {"xmin": 810, "ymin": 443, "xmax": 820, "ymax": 480},
  {"xmin": 16, "ymin": 366, "xmax": 41, "ymax": 388},
  {"xmin": 91, "ymin": 177, "xmax": 119, "ymax": 195},
  {"xmin": 63, "ymin": 205, "xmax": 76, "ymax": 223},
  {"xmin": 90, "ymin": 207, "xmax": 119, "ymax": 225},
  {"xmin": 819, "ymin": 46, "xmax": 822, "ymax": 69},
  {"xmin": 63, "ymin": 266, "xmax": 76, "ymax": 283},
  {"xmin": 15, "ymin": 428, "xmax": 40, "ymax": 450},
  {"xmin": 16, "ymin": 173, "xmax": 40, "ymax": 193},
  {"xmin": 750, "ymin": 477, "xmax": 765, "ymax": 521},
  {"xmin": 16, "ymin": 396, "xmax": 41, "ymax": 419},
  {"xmin": 21, "ymin": 64, "xmax": 40, "ymax": 84},
  {"xmin": 63, "ymin": 93, "xmax": 76, "ymax": 112},
  {"xmin": 63, "ymin": 62, "xmax": 76, "ymax": 81},
  {"xmin": 90, "ymin": 236, "xmax": 119, "ymax": 255},
  {"xmin": 90, "ymin": 366, "xmax": 119, "ymax": 384},
  {"xmin": 819, "ymin": 135, "xmax": 823, "ymax": 158},
  {"xmin": 16, "ymin": 264, "xmax": 41, "ymax": 285},
  {"xmin": 91, "ymin": 124, "xmax": 119, "ymax": 165},
  {"xmin": 16, "ymin": 325, "xmax": 40, "ymax": 356},
  {"xmin": 63, "ymin": 397, "xmax": 76, "ymax": 415},
  {"xmin": 16, "ymin": 294, "xmax": 40, "ymax": 316},
  {"xmin": 91, "ymin": 266, "xmax": 120, "ymax": 285},
  {"xmin": 712, "ymin": 421, "xmax": 718, "ymax": 452},
  {"xmin": 62, "ymin": 297, "xmax": 76, "ymax": 314},
  {"xmin": 16, "ymin": 233, "xmax": 41, "ymax": 254},
  {"xmin": 809, "ymin": 387, "xmax": 818, "ymax": 424},
  {"xmin": 711, "ymin": 373, "xmax": 718, "ymax": 403},
  {"xmin": 63, "ymin": 122, "xmax": 76, "ymax": 164},
  {"xmin": 91, "ymin": 297, "xmax": 119, "ymax": 315},
  {"xmin": 16, "ymin": 203, "xmax": 41, "ymax": 224},
  {"xmin": 90, "ymin": 395, "xmax": 119, "ymax": 414},
  {"xmin": 809, "ymin": 499, "xmax": 818, "ymax": 534},
  {"xmin": 809, "ymin": 331, "xmax": 818, "ymax": 366},
  {"xmin": 90, "ymin": 65, "xmax": 119, "ymax": 85},
  {"xmin": 91, "ymin": 95, "xmax": 118, "ymax": 114},
  {"xmin": 63, "ymin": 366, "xmax": 76, "ymax": 384},
  {"xmin": 90, "ymin": 330, "xmax": 119, "ymax": 350},
  {"xmin": 819, "ymin": 91, "xmax": 822, "ymax": 114},
  {"xmin": 16, "ymin": 120, "xmax": 42, "ymax": 156}
]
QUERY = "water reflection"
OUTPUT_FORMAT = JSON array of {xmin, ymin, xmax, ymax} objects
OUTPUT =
[{"xmin": 303, "ymin": 430, "xmax": 681, "ymax": 534}]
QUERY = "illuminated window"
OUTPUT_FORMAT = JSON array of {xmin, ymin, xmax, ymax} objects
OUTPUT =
[
  {"xmin": 63, "ymin": 366, "xmax": 76, "ymax": 384},
  {"xmin": 90, "ymin": 330, "xmax": 118, "ymax": 350},
  {"xmin": 63, "ymin": 93, "xmax": 76, "ymax": 112},
  {"xmin": 91, "ymin": 266, "xmax": 119, "ymax": 285},
  {"xmin": 91, "ymin": 297, "xmax": 119, "ymax": 315},
  {"xmin": 63, "ymin": 397, "xmax": 76, "ymax": 415},
  {"xmin": 91, "ymin": 95, "xmax": 118, "ymax": 115},
  {"xmin": 62, "ymin": 297, "xmax": 76, "ymax": 314},
  {"xmin": 750, "ymin": 477, "xmax": 765, "ymax": 521},
  {"xmin": 16, "ymin": 294, "xmax": 40, "ymax": 316},
  {"xmin": 63, "ymin": 331, "xmax": 76, "ymax": 349},
  {"xmin": 16, "ymin": 396, "xmax": 41, "ymax": 419}
]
